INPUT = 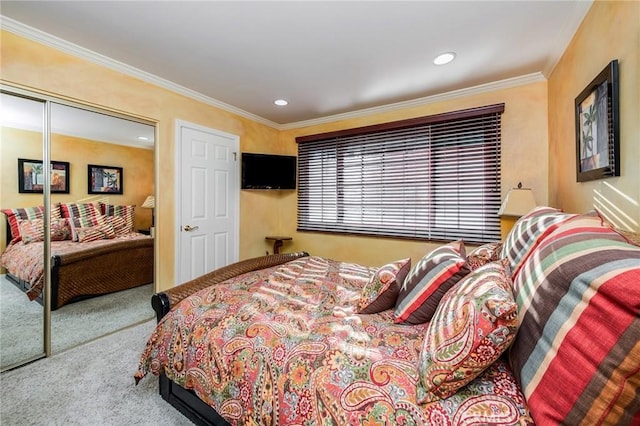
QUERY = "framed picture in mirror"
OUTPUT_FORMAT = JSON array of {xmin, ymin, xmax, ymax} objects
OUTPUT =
[
  {"xmin": 18, "ymin": 158, "xmax": 70, "ymax": 193},
  {"xmin": 88, "ymin": 164, "xmax": 123, "ymax": 194}
]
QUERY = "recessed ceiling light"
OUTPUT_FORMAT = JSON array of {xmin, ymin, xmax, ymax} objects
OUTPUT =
[
  {"xmin": 137, "ymin": 136, "xmax": 149, "ymax": 141},
  {"xmin": 274, "ymin": 99, "xmax": 288, "ymax": 106},
  {"xmin": 433, "ymin": 52, "xmax": 456, "ymax": 65}
]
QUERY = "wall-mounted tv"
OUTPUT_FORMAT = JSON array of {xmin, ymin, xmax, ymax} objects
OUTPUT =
[{"xmin": 241, "ymin": 153, "xmax": 297, "ymax": 190}]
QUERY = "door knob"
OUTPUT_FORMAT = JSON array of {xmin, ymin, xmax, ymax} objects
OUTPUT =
[{"xmin": 183, "ymin": 225, "xmax": 199, "ymax": 232}]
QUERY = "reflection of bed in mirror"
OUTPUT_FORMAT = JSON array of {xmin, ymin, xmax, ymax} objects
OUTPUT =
[{"xmin": 1, "ymin": 201, "xmax": 154, "ymax": 310}]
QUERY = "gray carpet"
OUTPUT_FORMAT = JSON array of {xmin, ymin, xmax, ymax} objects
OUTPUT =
[
  {"xmin": 0, "ymin": 320, "xmax": 194, "ymax": 425},
  {"xmin": 0, "ymin": 274, "xmax": 155, "ymax": 369}
]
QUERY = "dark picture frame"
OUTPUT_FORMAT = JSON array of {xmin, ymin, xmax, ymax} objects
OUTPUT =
[
  {"xmin": 575, "ymin": 59, "xmax": 620, "ymax": 182},
  {"xmin": 18, "ymin": 158, "xmax": 70, "ymax": 193},
  {"xmin": 88, "ymin": 164, "xmax": 123, "ymax": 194}
]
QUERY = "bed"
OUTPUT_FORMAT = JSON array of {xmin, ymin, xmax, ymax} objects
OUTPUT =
[
  {"xmin": 136, "ymin": 248, "xmax": 533, "ymax": 425},
  {"xmin": 1, "ymin": 202, "xmax": 154, "ymax": 310}
]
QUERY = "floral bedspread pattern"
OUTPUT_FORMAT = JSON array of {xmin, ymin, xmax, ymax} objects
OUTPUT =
[
  {"xmin": 136, "ymin": 256, "xmax": 532, "ymax": 425},
  {"xmin": 0, "ymin": 233, "xmax": 149, "ymax": 300}
]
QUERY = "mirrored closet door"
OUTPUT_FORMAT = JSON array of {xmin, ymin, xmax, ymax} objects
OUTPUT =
[
  {"xmin": 0, "ymin": 92, "xmax": 47, "ymax": 370},
  {"xmin": 0, "ymin": 87, "xmax": 156, "ymax": 371}
]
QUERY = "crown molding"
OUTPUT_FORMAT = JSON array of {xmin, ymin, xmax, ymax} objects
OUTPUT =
[
  {"xmin": 280, "ymin": 73, "xmax": 546, "ymax": 130},
  {"xmin": 2, "ymin": 16, "xmax": 547, "ymax": 132},
  {"xmin": 0, "ymin": 16, "xmax": 280, "ymax": 129}
]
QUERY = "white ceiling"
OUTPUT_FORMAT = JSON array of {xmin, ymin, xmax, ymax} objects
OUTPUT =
[
  {"xmin": 0, "ymin": 93, "xmax": 155, "ymax": 149},
  {"xmin": 0, "ymin": 1, "xmax": 593, "ymax": 127}
]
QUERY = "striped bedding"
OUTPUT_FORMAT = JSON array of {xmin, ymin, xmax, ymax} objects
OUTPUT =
[{"xmin": 508, "ymin": 212, "xmax": 640, "ymax": 425}]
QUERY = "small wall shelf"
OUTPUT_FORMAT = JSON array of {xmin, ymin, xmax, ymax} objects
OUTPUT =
[{"xmin": 265, "ymin": 236, "xmax": 292, "ymax": 254}]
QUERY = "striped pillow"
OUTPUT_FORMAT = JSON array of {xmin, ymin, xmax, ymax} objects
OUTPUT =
[
  {"xmin": 69, "ymin": 215, "xmax": 115, "ymax": 241},
  {"xmin": 509, "ymin": 213, "xmax": 640, "ymax": 425},
  {"xmin": 1, "ymin": 205, "xmax": 62, "ymax": 242},
  {"xmin": 500, "ymin": 206, "xmax": 575, "ymax": 276},
  {"xmin": 102, "ymin": 204, "xmax": 135, "ymax": 233},
  {"xmin": 394, "ymin": 240, "xmax": 470, "ymax": 325},
  {"xmin": 59, "ymin": 202, "xmax": 101, "ymax": 219},
  {"xmin": 103, "ymin": 215, "xmax": 131, "ymax": 237}
]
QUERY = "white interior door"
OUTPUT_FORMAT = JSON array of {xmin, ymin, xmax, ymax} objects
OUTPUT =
[{"xmin": 175, "ymin": 120, "xmax": 239, "ymax": 285}]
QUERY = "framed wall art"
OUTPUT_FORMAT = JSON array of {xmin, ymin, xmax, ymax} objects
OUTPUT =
[
  {"xmin": 575, "ymin": 59, "xmax": 620, "ymax": 182},
  {"xmin": 88, "ymin": 164, "xmax": 123, "ymax": 194},
  {"xmin": 18, "ymin": 158, "xmax": 70, "ymax": 194}
]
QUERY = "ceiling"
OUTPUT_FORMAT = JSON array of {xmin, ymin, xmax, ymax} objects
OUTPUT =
[
  {"xmin": 0, "ymin": 93, "xmax": 155, "ymax": 148},
  {"xmin": 0, "ymin": 1, "xmax": 593, "ymax": 127}
]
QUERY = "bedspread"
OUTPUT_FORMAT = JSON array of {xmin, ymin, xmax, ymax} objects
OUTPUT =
[
  {"xmin": 136, "ymin": 256, "xmax": 532, "ymax": 425},
  {"xmin": 0, "ymin": 233, "xmax": 150, "ymax": 300}
]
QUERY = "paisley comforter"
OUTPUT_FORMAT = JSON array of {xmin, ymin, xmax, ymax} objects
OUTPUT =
[{"xmin": 135, "ymin": 256, "xmax": 532, "ymax": 425}]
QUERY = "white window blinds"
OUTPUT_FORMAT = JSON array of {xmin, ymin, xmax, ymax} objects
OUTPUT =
[{"xmin": 297, "ymin": 104, "xmax": 504, "ymax": 244}]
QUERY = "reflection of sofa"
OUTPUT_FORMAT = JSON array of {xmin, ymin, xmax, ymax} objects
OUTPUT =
[{"xmin": 137, "ymin": 206, "xmax": 639, "ymax": 425}]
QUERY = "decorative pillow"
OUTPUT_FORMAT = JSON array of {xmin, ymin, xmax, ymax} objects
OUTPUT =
[
  {"xmin": 1, "ymin": 205, "xmax": 61, "ymax": 241},
  {"xmin": 75, "ymin": 226, "xmax": 112, "ymax": 242},
  {"xmin": 103, "ymin": 215, "xmax": 132, "ymax": 237},
  {"xmin": 466, "ymin": 241, "xmax": 503, "ymax": 271},
  {"xmin": 394, "ymin": 240, "xmax": 470, "ymax": 325},
  {"xmin": 509, "ymin": 213, "xmax": 640, "ymax": 425},
  {"xmin": 69, "ymin": 215, "xmax": 115, "ymax": 241},
  {"xmin": 18, "ymin": 218, "xmax": 72, "ymax": 243},
  {"xmin": 500, "ymin": 206, "xmax": 574, "ymax": 277},
  {"xmin": 102, "ymin": 204, "xmax": 135, "ymax": 233},
  {"xmin": 59, "ymin": 202, "xmax": 101, "ymax": 219},
  {"xmin": 356, "ymin": 258, "xmax": 411, "ymax": 314},
  {"xmin": 417, "ymin": 260, "xmax": 519, "ymax": 403}
]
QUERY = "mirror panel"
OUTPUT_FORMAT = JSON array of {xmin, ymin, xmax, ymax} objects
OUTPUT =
[
  {"xmin": 0, "ymin": 92, "xmax": 46, "ymax": 370},
  {"xmin": 1, "ymin": 89, "xmax": 156, "ymax": 370},
  {"xmin": 49, "ymin": 103, "xmax": 156, "ymax": 353}
]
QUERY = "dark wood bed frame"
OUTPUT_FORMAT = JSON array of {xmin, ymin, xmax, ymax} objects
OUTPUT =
[
  {"xmin": 149, "ymin": 251, "xmax": 309, "ymax": 426},
  {"xmin": 3, "ymin": 222, "xmax": 154, "ymax": 310}
]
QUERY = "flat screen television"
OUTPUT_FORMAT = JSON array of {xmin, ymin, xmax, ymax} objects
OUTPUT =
[{"xmin": 241, "ymin": 153, "xmax": 297, "ymax": 190}]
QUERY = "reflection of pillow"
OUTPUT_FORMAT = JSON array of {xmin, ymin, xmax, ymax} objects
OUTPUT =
[
  {"xmin": 102, "ymin": 204, "xmax": 135, "ymax": 233},
  {"xmin": 104, "ymin": 215, "xmax": 132, "ymax": 237},
  {"xmin": 356, "ymin": 258, "xmax": 411, "ymax": 314},
  {"xmin": 70, "ymin": 215, "xmax": 115, "ymax": 241},
  {"xmin": 417, "ymin": 260, "xmax": 519, "ymax": 403},
  {"xmin": 59, "ymin": 202, "xmax": 101, "ymax": 219},
  {"xmin": 18, "ymin": 218, "xmax": 72, "ymax": 243},
  {"xmin": 394, "ymin": 240, "xmax": 470, "ymax": 325},
  {"xmin": 466, "ymin": 241, "xmax": 503, "ymax": 271},
  {"xmin": 1, "ymin": 205, "xmax": 62, "ymax": 242}
]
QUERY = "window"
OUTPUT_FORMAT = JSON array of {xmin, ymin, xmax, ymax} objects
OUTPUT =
[{"xmin": 296, "ymin": 104, "xmax": 504, "ymax": 244}]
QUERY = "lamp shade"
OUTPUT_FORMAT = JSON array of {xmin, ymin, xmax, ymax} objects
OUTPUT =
[
  {"xmin": 141, "ymin": 195, "xmax": 155, "ymax": 209},
  {"xmin": 498, "ymin": 188, "xmax": 536, "ymax": 217}
]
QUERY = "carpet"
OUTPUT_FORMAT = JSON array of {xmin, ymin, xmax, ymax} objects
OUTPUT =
[
  {"xmin": 0, "ymin": 274, "xmax": 155, "ymax": 369},
  {"xmin": 0, "ymin": 319, "xmax": 193, "ymax": 425}
]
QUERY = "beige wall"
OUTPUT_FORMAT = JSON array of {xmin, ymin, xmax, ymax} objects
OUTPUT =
[
  {"xmin": 1, "ymin": 30, "xmax": 285, "ymax": 291},
  {"xmin": 279, "ymin": 82, "xmax": 549, "ymax": 267},
  {"xmin": 6, "ymin": 2, "xmax": 631, "ymax": 287},
  {"xmin": 548, "ymin": 0, "xmax": 639, "ymax": 231},
  {"xmin": 0, "ymin": 127, "xmax": 154, "ymax": 251}
]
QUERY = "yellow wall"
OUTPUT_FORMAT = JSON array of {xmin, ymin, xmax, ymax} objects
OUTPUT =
[
  {"xmin": 548, "ymin": 0, "xmax": 639, "ymax": 231},
  {"xmin": 0, "ymin": 127, "xmax": 154, "ymax": 250},
  {"xmin": 4, "ymin": 1, "xmax": 633, "ymax": 288},
  {"xmin": 1, "ymin": 30, "xmax": 287, "ymax": 291},
  {"xmin": 279, "ymin": 82, "xmax": 549, "ymax": 267}
]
